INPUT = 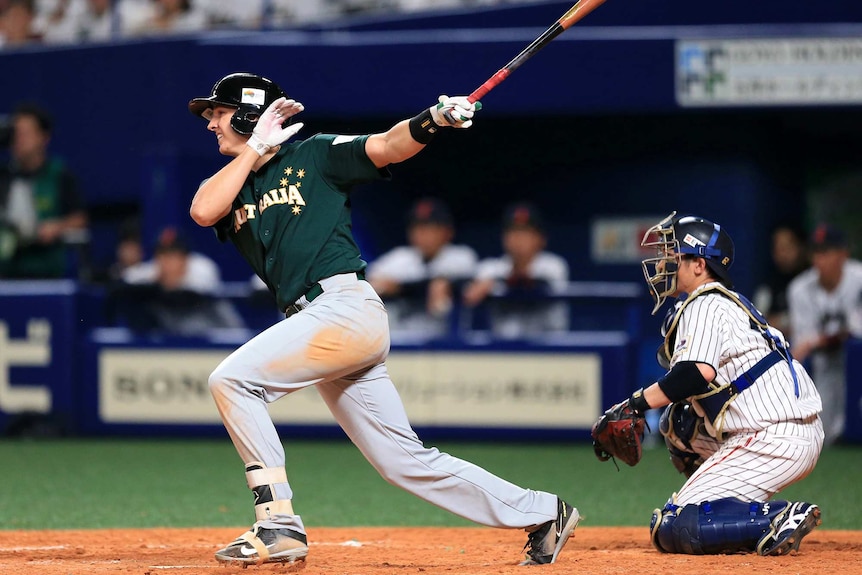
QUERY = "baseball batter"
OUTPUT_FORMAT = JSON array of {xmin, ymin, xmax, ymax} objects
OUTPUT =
[
  {"xmin": 187, "ymin": 72, "xmax": 579, "ymax": 566},
  {"xmin": 594, "ymin": 212, "xmax": 824, "ymax": 556}
]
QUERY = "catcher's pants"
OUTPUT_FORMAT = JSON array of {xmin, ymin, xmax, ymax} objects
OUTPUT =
[{"xmin": 675, "ymin": 417, "xmax": 824, "ymax": 507}]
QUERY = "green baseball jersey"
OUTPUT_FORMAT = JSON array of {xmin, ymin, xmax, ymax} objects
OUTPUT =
[{"xmin": 213, "ymin": 133, "xmax": 388, "ymax": 311}]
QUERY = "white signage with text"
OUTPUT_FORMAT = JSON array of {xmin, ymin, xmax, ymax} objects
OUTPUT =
[{"xmin": 98, "ymin": 349, "xmax": 602, "ymax": 428}]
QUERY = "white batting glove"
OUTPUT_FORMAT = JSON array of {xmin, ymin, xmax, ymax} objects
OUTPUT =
[
  {"xmin": 247, "ymin": 97, "xmax": 305, "ymax": 156},
  {"xmin": 429, "ymin": 95, "xmax": 481, "ymax": 129}
]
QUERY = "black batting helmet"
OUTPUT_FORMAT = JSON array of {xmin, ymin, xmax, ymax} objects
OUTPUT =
[{"xmin": 188, "ymin": 72, "xmax": 287, "ymax": 135}]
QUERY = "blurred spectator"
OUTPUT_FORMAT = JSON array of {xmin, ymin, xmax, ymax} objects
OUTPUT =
[
  {"xmin": 753, "ymin": 222, "xmax": 809, "ymax": 338},
  {"xmin": 787, "ymin": 223, "xmax": 862, "ymax": 445},
  {"xmin": 197, "ymin": 0, "xmax": 262, "ymax": 29},
  {"xmin": 40, "ymin": 0, "xmax": 116, "ymax": 43},
  {"xmin": 0, "ymin": 0, "xmax": 41, "ymax": 47},
  {"xmin": 393, "ymin": 0, "xmax": 466, "ymax": 12},
  {"xmin": 120, "ymin": 227, "xmax": 219, "ymax": 291},
  {"xmin": 367, "ymin": 197, "xmax": 477, "ymax": 340},
  {"xmin": 105, "ymin": 217, "xmax": 144, "ymax": 281},
  {"xmin": 200, "ymin": 0, "xmax": 335, "ymax": 29},
  {"xmin": 125, "ymin": 0, "xmax": 206, "ymax": 37},
  {"xmin": 0, "ymin": 102, "xmax": 88, "ymax": 279},
  {"xmin": 463, "ymin": 201, "xmax": 569, "ymax": 339},
  {"xmin": 107, "ymin": 226, "xmax": 245, "ymax": 336}
]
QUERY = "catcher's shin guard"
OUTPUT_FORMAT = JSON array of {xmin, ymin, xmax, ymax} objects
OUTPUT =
[{"xmin": 651, "ymin": 498, "xmax": 790, "ymax": 554}]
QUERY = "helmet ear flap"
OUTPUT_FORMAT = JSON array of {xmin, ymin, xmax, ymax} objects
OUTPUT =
[{"xmin": 230, "ymin": 106, "xmax": 261, "ymax": 135}]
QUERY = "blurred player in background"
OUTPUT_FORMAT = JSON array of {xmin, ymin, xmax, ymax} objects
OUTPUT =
[
  {"xmin": 367, "ymin": 196, "xmax": 477, "ymax": 340},
  {"xmin": 108, "ymin": 226, "xmax": 243, "ymax": 335},
  {"xmin": 753, "ymin": 222, "xmax": 808, "ymax": 338},
  {"xmin": 463, "ymin": 201, "xmax": 569, "ymax": 339},
  {"xmin": 787, "ymin": 223, "xmax": 862, "ymax": 445}
]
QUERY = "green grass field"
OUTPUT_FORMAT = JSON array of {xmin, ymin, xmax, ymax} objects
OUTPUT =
[{"xmin": 1, "ymin": 438, "xmax": 858, "ymax": 530}]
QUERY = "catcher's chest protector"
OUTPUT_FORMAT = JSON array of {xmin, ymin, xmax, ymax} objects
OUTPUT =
[{"xmin": 659, "ymin": 284, "xmax": 795, "ymax": 438}]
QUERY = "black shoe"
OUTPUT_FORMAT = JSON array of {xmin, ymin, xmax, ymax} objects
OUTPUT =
[{"xmin": 520, "ymin": 498, "xmax": 580, "ymax": 565}]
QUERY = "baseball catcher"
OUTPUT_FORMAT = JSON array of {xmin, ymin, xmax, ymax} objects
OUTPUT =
[{"xmin": 591, "ymin": 211, "xmax": 824, "ymax": 556}]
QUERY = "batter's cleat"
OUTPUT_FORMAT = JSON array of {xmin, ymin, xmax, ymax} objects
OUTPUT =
[
  {"xmin": 214, "ymin": 523, "xmax": 309, "ymax": 565},
  {"xmin": 519, "ymin": 498, "xmax": 580, "ymax": 565},
  {"xmin": 756, "ymin": 502, "xmax": 821, "ymax": 556}
]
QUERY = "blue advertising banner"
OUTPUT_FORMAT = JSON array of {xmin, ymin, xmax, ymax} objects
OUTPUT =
[
  {"xmin": 844, "ymin": 338, "xmax": 862, "ymax": 443},
  {"xmin": 0, "ymin": 281, "xmax": 78, "ymax": 436}
]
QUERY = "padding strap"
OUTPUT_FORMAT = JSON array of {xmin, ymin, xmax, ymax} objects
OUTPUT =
[
  {"xmin": 245, "ymin": 464, "xmax": 288, "ymax": 489},
  {"xmin": 731, "ymin": 349, "xmax": 784, "ymax": 393},
  {"xmin": 255, "ymin": 499, "xmax": 295, "ymax": 522},
  {"xmin": 240, "ymin": 529, "xmax": 270, "ymax": 564},
  {"xmin": 696, "ymin": 349, "xmax": 786, "ymax": 436}
]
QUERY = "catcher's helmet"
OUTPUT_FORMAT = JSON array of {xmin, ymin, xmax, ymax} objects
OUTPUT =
[
  {"xmin": 641, "ymin": 211, "xmax": 735, "ymax": 314},
  {"xmin": 188, "ymin": 72, "xmax": 287, "ymax": 135}
]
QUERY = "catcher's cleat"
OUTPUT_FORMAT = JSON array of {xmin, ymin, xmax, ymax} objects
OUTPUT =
[
  {"xmin": 214, "ymin": 523, "xmax": 309, "ymax": 565},
  {"xmin": 756, "ymin": 502, "xmax": 821, "ymax": 556},
  {"xmin": 519, "ymin": 498, "xmax": 580, "ymax": 565}
]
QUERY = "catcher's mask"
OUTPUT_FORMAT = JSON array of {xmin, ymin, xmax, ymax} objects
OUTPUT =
[
  {"xmin": 641, "ymin": 211, "xmax": 735, "ymax": 314},
  {"xmin": 188, "ymin": 72, "xmax": 288, "ymax": 135}
]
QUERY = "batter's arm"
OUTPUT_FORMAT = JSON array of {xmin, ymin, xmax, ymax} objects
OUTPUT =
[
  {"xmin": 365, "ymin": 96, "xmax": 480, "ymax": 168},
  {"xmin": 190, "ymin": 150, "xmax": 259, "ymax": 227},
  {"xmin": 365, "ymin": 120, "xmax": 426, "ymax": 169}
]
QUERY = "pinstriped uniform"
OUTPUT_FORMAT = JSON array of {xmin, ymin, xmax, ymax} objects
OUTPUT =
[
  {"xmin": 668, "ymin": 282, "xmax": 824, "ymax": 507},
  {"xmin": 787, "ymin": 259, "xmax": 862, "ymax": 444}
]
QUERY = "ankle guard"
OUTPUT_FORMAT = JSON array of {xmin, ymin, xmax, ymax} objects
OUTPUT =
[
  {"xmin": 651, "ymin": 497, "xmax": 790, "ymax": 555},
  {"xmin": 245, "ymin": 462, "xmax": 294, "ymax": 522}
]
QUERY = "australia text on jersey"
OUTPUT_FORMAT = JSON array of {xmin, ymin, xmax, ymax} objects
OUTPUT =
[{"xmin": 233, "ymin": 167, "xmax": 307, "ymax": 232}]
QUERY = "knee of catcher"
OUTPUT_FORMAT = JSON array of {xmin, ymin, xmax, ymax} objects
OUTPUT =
[
  {"xmin": 650, "ymin": 499, "xmax": 681, "ymax": 553},
  {"xmin": 659, "ymin": 402, "xmax": 705, "ymax": 477}
]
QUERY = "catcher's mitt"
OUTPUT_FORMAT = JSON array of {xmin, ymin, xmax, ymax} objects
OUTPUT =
[{"xmin": 591, "ymin": 400, "xmax": 646, "ymax": 467}]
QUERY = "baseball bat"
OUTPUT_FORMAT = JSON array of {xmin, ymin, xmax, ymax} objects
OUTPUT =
[{"xmin": 467, "ymin": 0, "xmax": 607, "ymax": 103}]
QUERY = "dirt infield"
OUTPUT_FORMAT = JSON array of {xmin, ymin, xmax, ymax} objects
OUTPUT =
[{"xmin": 0, "ymin": 527, "xmax": 859, "ymax": 575}]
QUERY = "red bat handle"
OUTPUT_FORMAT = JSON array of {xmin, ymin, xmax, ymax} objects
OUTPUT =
[{"xmin": 468, "ymin": 69, "xmax": 510, "ymax": 103}]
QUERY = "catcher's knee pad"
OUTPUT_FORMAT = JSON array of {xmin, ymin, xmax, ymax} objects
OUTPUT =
[
  {"xmin": 650, "ymin": 497, "xmax": 679, "ymax": 553},
  {"xmin": 651, "ymin": 498, "xmax": 790, "ymax": 555},
  {"xmin": 659, "ymin": 402, "xmax": 704, "ymax": 477}
]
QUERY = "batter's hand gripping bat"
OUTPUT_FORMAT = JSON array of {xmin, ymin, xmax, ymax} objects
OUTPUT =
[{"xmin": 467, "ymin": 0, "xmax": 607, "ymax": 103}]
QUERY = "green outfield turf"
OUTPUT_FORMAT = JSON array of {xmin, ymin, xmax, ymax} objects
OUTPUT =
[{"xmin": 1, "ymin": 438, "xmax": 858, "ymax": 530}]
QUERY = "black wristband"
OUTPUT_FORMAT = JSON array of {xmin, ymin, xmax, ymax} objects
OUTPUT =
[
  {"xmin": 409, "ymin": 109, "xmax": 438, "ymax": 144},
  {"xmin": 629, "ymin": 388, "xmax": 650, "ymax": 416}
]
